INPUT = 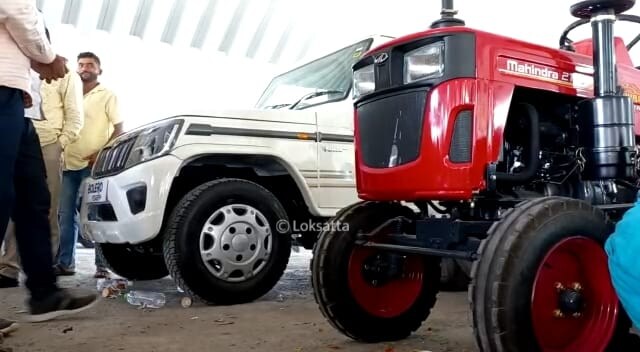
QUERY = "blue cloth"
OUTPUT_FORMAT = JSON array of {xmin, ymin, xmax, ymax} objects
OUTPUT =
[
  {"xmin": 57, "ymin": 167, "xmax": 89, "ymax": 269},
  {"xmin": 605, "ymin": 193, "xmax": 640, "ymax": 329}
]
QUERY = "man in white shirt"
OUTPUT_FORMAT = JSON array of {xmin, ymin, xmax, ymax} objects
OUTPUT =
[
  {"xmin": 0, "ymin": 0, "xmax": 97, "ymax": 329},
  {"xmin": 0, "ymin": 21, "xmax": 84, "ymax": 289}
]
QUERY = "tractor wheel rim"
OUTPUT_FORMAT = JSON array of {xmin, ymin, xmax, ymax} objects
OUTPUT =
[
  {"xmin": 199, "ymin": 204, "xmax": 272, "ymax": 283},
  {"xmin": 531, "ymin": 236, "xmax": 619, "ymax": 351},
  {"xmin": 347, "ymin": 245, "xmax": 424, "ymax": 318}
]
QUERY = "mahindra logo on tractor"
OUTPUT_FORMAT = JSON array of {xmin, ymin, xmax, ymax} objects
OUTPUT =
[
  {"xmin": 506, "ymin": 59, "xmax": 562, "ymax": 80},
  {"xmin": 503, "ymin": 59, "xmax": 573, "ymax": 84},
  {"xmin": 374, "ymin": 52, "xmax": 389, "ymax": 64},
  {"xmin": 499, "ymin": 57, "xmax": 638, "ymax": 105}
]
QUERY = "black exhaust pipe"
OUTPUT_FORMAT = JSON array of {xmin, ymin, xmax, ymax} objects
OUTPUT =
[
  {"xmin": 495, "ymin": 103, "xmax": 541, "ymax": 183},
  {"xmin": 430, "ymin": 0, "xmax": 465, "ymax": 28},
  {"xmin": 570, "ymin": 0, "xmax": 636, "ymax": 180}
]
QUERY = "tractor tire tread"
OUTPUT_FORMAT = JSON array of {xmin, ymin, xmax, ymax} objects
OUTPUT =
[
  {"xmin": 469, "ymin": 196, "xmax": 620, "ymax": 351},
  {"xmin": 311, "ymin": 201, "xmax": 439, "ymax": 342}
]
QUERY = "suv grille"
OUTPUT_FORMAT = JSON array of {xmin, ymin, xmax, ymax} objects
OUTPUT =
[
  {"xmin": 92, "ymin": 137, "xmax": 136, "ymax": 178},
  {"xmin": 356, "ymin": 90, "xmax": 427, "ymax": 168}
]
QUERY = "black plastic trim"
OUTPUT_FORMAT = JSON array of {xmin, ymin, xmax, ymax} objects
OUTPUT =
[
  {"xmin": 87, "ymin": 203, "xmax": 118, "ymax": 222},
  {"xmin": 126, "ymin": 185, "xmax": 147, "ymax": 215},
  {"xmin": 449, "ymin": 109, "xmax": 473, "ymax": 163},
  {"xmin": 320, "ymin": 133, "xmax": 354, "ymax": 142},
  {"xmin": 185, "ymin": 123, "xmax": 353, "ymax": 142}
]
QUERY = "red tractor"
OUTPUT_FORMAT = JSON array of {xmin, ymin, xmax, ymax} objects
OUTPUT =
[{"xmin": 311, "ymin": 0, "xmax": 640, "ymax": 350}]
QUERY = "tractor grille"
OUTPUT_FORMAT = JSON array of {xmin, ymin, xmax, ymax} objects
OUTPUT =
[
  {"xmin": 448, "ymin": 110, "xmax": 473, "ymax": 163},
  {"xmin": 356, "ymin": 90, "xmax": 427, "ymax": 168},
  {"xmin": 92, "ymin": 137, "xmax": 136, "ymax": 178}
]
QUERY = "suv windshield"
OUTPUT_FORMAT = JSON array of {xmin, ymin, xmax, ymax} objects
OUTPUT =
[{"xmin": 255, "ymin": 38, "xmax": 373, "ymax": 110}]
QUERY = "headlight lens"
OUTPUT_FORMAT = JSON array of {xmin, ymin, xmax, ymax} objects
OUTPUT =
[
  {"xmin": 352, "ymin": 64, "xmax": 375, "ymax": 99},
  {"xmin": 125, "ymin": 119, "xmax": 182, "ymax": 168},
  {"xmin": 403, "ymin": 42, "xmax": 444, "ymax": 84}
]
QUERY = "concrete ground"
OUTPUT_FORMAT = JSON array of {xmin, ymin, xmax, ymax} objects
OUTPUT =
[{"xmin": 0, "ymin": 246, "xmax": 476, "ymax": 352}]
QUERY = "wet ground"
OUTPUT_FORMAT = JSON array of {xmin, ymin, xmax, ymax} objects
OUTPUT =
[{"xmin": 0, "ymin": 245, "xmax": 475, "ymax": 352}]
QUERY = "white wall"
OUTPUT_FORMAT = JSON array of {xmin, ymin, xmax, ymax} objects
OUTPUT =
[
  {"xmin": 304, "ymin": 0, "xmax": 640, "ymax": 63},
  {"xmin": 44, "ymin": 0, "xmax": 640, "ymax": 130},
  {"xmin": 48, "ymin": 24, "xmax": 285, "ymax": 131}
]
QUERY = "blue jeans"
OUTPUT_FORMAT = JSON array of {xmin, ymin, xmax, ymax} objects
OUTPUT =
[{"xmin": 57, "ymin": 167, "xmax": 107, "ymax": 270}]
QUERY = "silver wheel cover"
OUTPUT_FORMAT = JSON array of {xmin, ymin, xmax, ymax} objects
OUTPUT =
[{"xmin": 199, "ymin": 204, "xmax": 272, "ymax": 282}]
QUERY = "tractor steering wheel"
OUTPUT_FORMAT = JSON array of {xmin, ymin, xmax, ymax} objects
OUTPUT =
[{"xmin": 559, "ymin": 14, "xmax": 640, "ymax": 52}]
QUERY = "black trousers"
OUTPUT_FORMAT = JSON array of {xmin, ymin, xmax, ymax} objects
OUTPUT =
[{"xmin": 0, "ymin": 86, "xmax": 57, "ymax": 300}]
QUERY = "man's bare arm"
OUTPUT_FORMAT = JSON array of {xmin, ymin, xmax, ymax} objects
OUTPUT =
[{"xmin": 109, "ymin": 123, "xmax": 124, "ymax": 142}]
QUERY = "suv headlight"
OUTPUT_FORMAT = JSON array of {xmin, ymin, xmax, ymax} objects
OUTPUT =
[
  {"xmin": 403, "ymin": 42, "xmax": 444, "ymax": 84},
  {"xmin": 352, "ymin": 64, "xmax": 375, "ymax": 99},
  {"xmin": 125, "ymin": 119, "xmax": 182, "ymax": 168}
]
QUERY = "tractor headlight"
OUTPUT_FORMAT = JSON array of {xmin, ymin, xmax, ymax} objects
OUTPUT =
[
  {"xmin": 124, "ymin": 119, "xmax": 182, "ymax": 168},
  {"xmin": 352, "ymin": 64, "xmax": 375, "ymax": 99},
  {"xmin": 403, "ymin": 42, "xmax": 444, "ymax": 84}
]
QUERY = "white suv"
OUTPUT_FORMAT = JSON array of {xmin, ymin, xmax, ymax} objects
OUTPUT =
[{"xmin": 79, "ymin": 36, "xmax": 397, "ymax": 305}]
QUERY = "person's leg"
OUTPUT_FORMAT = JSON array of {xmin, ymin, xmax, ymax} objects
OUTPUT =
[
  {"xmin": 79, "ymin": 167, "xmax": 112, "ymax": 279},
  {"xmin": 0, "ymin": 87, "xmax": 24, "ymax": 245},
  {"xmin": 12, "ymin": 117, "xmax": 97, "ymax": 322},
  {"xmin": 0, "ymin": 143, "xmax": 63, "ymax": 286},
  {"xmin": 0, "ymin": 221, "xmax": 20, "ymax": 287},
  {"xmin": 0, "ymin": 142, "xmax": 63, "ymax": 287},
  {"xmin": 56, "ymin": 169, "xmax": 84, "ymax": 274},
  {"xmin": 11, "ymin": 118, "xmax": 58, "ymax": 300},
  {"xmin": 42, "ymin": 142, "xmax": 63, "ymax": 259},
  {"xmin": 94, "ymin": 249, "xmax": 111, "ymax": 278},
  {"xmin": 0, "ymin": 86, "xmax": 26, "ymax": 333},
  {"xmin": 95, "ymin": 247, "xmax": 109, "ymax": 269}
]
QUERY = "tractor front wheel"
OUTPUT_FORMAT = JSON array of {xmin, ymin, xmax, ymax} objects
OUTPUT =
[
  {"xmin": 471, "ymin": 196, "xmax": 631, "ymax": 352},
  {"xmin": 311, "ymin": 201, "xmax": 440, "ymax": 342}
]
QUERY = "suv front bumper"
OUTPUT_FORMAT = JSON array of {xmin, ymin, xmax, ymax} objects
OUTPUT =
[{"xmin": 79, "ymin": 155, "xmax": 182, "ymax": 244}]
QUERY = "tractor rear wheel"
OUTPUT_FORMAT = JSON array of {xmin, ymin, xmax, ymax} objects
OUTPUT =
[
  {"xmin": 311, "ymin": 201, "xmax": 440, "ymax": 342},
  {"xmin": 470, "ymin": 196, "xmax": 632, "ymax": 352}
]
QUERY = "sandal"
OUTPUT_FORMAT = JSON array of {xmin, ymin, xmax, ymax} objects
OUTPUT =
[
  {"xmin": 94, "ymin": 268, "xmax": 111, "ymax": 279},
  {"xmin": 53, "ymin": 265, "xmax": 75, "ymax": 276}
]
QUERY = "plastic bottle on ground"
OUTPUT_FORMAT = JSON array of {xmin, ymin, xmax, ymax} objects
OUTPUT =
[{"xmin": 125, "ymin": 290, "xmax": 166, "ymax": 308}]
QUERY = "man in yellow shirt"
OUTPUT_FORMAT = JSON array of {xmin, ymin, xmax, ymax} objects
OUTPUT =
[
  {"xmin": 0, "ymin": 28, "xmax": 83, "ymax": 288},
  {"xmin": 55, "ymin": 52, "xmax": 123, "ymax": 279}
]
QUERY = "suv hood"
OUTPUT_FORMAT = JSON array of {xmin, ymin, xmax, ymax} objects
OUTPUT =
[
  {"xmin": 105, "ymin": 106, "xmax": 321, "ymax": 149},
  {"xmin": 106, "ymin": 105, "xmax": 330, "ymax": 150},
  {"xmin": 166, "ymin": 106, "xmax": 318, "ymax": 125}
]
